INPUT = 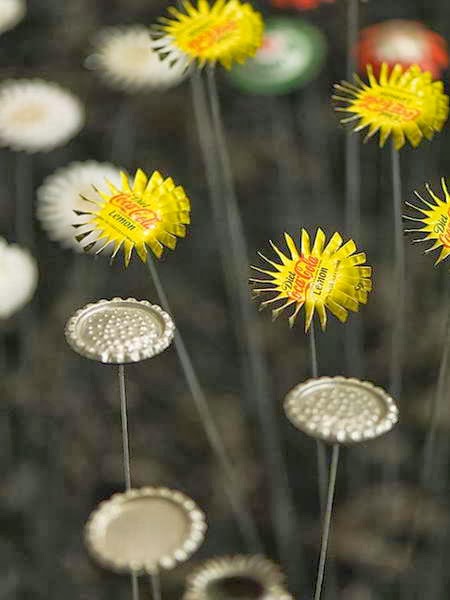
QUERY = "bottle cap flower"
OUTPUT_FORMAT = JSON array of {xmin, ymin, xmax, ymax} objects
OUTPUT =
[
  {"xmin": 250, "ymin": 228, "xmax": 372, "ymax": 331},
  {"xmin": 405, "ymin": 178, "xmax": 450, "ymax": 265},
  {"xmin": 270, "ymin": 0, "xmax": 334, "ymax": 11},
  {"xmin": 357, "ymin": 20, "xmax": 449, "ymax": 80},
  {"xmin": 37, "ymin": 161, "xmax": 122, "ymax": 253},
  {"xmin": 0, "ymin": 237, "xmax": 38, "ymax": 319},
  {"xmin": 152, "ymin": 0, "xmax": 264, "ymax": 70},
  {"xmin": 90, "ymin": 26, "xmax": 188, "ymax": 92},
  {"xmin": 0, "ymin": 79, "xmax": 84, "ymax": 153},
  {"xmin": 74, "ymin": 169, "xmax": 191, "ymax": 267},
  {"xmin": 85, "ymin": 487, "xmax": 206, "ymax": 574},
  {"xmin": 0, "ymin": 0, "xmax": 25, "ymax": 34},
  {"xmin": 227, "ymin": 17, "xmax": 326, "ymax": 95},
  {"xmin": 184, "ymin": 555, "xmax": 292, "ymax": 600},
  {"xmin": 333, "ymin": 63, "xmax": 449, "ymax": 150}
]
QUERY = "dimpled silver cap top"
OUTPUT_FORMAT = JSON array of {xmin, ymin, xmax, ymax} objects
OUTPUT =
[
  {"xmin": 85, "ymin": 487, "xmax": 207, "ymax": 574},
  {"xmin": 284, "ymin": 376, "xmax": 399, "ymax": 445},
  {"xmin": 65, "ymin": 297, "xmax": 175, "ymax": 364}
]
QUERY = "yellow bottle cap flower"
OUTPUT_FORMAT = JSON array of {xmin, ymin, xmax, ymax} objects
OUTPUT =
[
  {"xmin": 405, "ymin": 178, "xmax": 450, "ymax": 265},
  {"xmin": 153, "ymin": 0, "xmax": 264, "ymax": 70},
  {"xmin": 74, "ymin": 169, "xmax": 191, "ymax": 267},
  {"xmin": 333, "ymin": 62, "xmax": 449, "ymax": 150},
  {"xmin": 250, "ymin": 228, "xmax": 372, "ymax": 332}
]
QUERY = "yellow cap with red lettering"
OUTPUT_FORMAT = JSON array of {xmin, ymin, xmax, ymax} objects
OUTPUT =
[
  {"xmin": 405, "ymin": 178, "xmax": 450, "ymax": 265},
  {"xmin": 73, "ymin": 169, "xmax": 191, "ymax": 266},
  {"xmin": 333, "ymin": 63, "xmax": 448, "ymax": 150},
  {"xmin": 250, "ymin": 228, "xmax": 372, "ymax": 331}
]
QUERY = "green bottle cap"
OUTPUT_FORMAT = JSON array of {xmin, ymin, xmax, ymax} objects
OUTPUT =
[{"xmin": 228, "ymin": 17, "xmax": 327, "ymax": 95}]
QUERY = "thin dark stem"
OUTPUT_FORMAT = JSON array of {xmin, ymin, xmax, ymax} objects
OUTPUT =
[
  {"xmin": 314, "ymin": 444, "xmax": 340, "ymax": 600},
  {"xmin": 310, "ymin": 322, "xmax": 319, "ymax": 379},
  {"xmin": 146, "ymin": 255, "xmax": 263, "ymax": 553},
  {"xmin": 119, "ymin": 365, "xmax": 132, "ymax": 491},
  {"xmin": 110, "ymin": 99, "xmax": 135, "ymax": 167},
  {"xmin": 344, "ymin": 0, "xmax": 363, "ymax": 380},
  {"xmin": 421, "ymin": 298, "xmax": 450, "ymax": 488},
  {"xmin": 131, "ymin": 576, "xmax": 139, "ymax": 600},
  {"xmin": 15, "ymin": 152, "xmax": 34, "ymax": 248},
  {"xmin": 14, "ymin": 152, "xmax": 35, "ymax": 372},
  {"xmin": 403, "ymin": 298, "xmax": 450, "ymax": 596},
  {"xmin": 389, "ymin": 143, "xmax": 405, "ymax": 402},
  {"xmin": 204, "ymin": 66, "xmax": 306, "ymax": 583},
  {"xmin": 149, "ymin": 573, "xmax": 162, "ymax": 600},
  {"xmin": 118, "ymin": 364, "xmax": 139, "ymax": 600},
  {"xmin": 310, "ymin": 323, "xmax": 327, "ymax": 514},
  {"xmin": 346, "ymin": 0, "xmax": 359, "ymax": 78}
]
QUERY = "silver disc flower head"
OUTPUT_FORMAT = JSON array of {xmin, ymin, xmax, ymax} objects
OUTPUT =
[
  {"xmin": 85, "ymin": 487, "xmax": 207, "ymax": 574},
  {"xmin": 284, "ymin": 376, "xmax": 399, "ymax": 445},
  {"xmin": 65, "ymin": 297, "xmax": 175, "ymax": 364}
]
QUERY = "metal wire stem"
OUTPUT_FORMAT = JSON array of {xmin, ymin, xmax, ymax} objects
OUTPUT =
[
  {"xmin": 147, "ymin": 255, "xmax": 262, "ymax": 553},
  {"xmin": 118, "ymin": 364, "xmax": 139, "ymax": 600},
  {"xmin": 313, "ymin": 444, "xmax": 340, "ymax": 600}
]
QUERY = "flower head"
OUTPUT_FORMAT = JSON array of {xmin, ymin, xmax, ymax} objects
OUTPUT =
[
  {"xmin": 37, "ymin": 161, "xmax": 122, "ymax": 252},
  {"xmin": 152, "ymin": 0, "xmax": 264, "ymax": 70},
  {"xmin": 91, "ymin": 26, "xmax": 188, "ymax": 92},
  {"xmin": 357, "ymin": 20, "xmax": 448, "ymax": 79},
  {"xmin": 227, "ymin": 17, "xmax": 327, "ymax": 95},
  {"xmin": 74, "ymin": 168, "xmax": 191, "ymax": 266},
  {"xmin": 0, "ymin": 238, "xmax": 38, "ymax": 319},
  {"xmin": 184, "ymin": 555, "xmax": 292, "ymax": 600},
  {"xmin": 333, "ymin": 63, "xmax": 449, "ymax": 150},
  {"xmin": 0, "ymin": 79, "xmax": 84, "ymax": 153},
  {"xmin": 250, "ymin": 228, "xmax": 372, "ymax": 331},
  {"xmin": 404, "ymin": 178, "xmax": 450, "ymax": 265},
  {"xmin": 0, "ymin": 0, "xmax": 25, "ymax": 34},
  {"xmin": 270, "ymin": 0, "xmax": 334, "ymax": 11}
]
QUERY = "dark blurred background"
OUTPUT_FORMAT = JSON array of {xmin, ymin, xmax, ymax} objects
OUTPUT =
[{"xmin": 2, "ymin": 1, "xmax": 450, "ymax": 598}]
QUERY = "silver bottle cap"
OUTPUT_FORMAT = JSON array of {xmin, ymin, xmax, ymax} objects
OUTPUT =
[
  {"xmin": 65, "ymin": 297, "xmax": 175, "ymax": 364},
  {"xmin": 184, "ymin": 555, "xmax": 293, "ymax": 600},
  {"xmin": 284, "ymin": 376, "xmax": 399, "ymax": 445},
  {"xmin": 85, "ymin": 487, "xmax": 206, "ymax": 574}
]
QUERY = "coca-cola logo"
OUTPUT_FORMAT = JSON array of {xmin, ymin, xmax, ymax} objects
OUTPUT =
[
  {"xmin": 283, "ymin": 255, "xmax": 319, "ymax": 301},
  {"xmin": 187, "ymin": 19, "xmax": 238, "ymax": 53},
  {"xmin": 359, "ymin": 93, "xmax": 421, "ymax": 122},
  {"xmin": 110, "ymin": 193, "xmax": 159, "ymax": 230}
]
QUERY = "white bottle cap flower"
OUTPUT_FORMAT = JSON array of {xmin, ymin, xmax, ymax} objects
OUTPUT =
[
  {"xmin": 90, "ymin": 26, "xmax": 188, "ymax": 92},
  {"xmin": 0, "ymin": 0, "xmax": 25, "ymax": 35},
  {"xmin": 0, "ymin": 237, "xmax": 37, "ymax": 319},
  {"xmin": 36, "ymin": 161, "xmax": 122, "ymax": 252},
  {"xmin": 0, "ymin": 79, "xmax": 84, "ymax": 153}
]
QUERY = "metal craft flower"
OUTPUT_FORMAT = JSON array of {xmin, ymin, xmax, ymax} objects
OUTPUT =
[
  {"xmin": 0, "ymin": 79, "xmax": 84, "ymax": 153},
  {"xmin": 333, "ymin": 63, "xmax": 449, "ymax": 150},
  {"xmin": 0, "ymin": 237, "xmax": 38, "ymax": 319},
  {"xmin": 404, "ymin": 178, "xmax": 450, "ymax": 265},
  {"xmin": 270, "ymin": 0, "xmax": 334, "ymax": 11},
  {"xmin": 152, "ymin": 0, "xmax": 264, "ymax": 70},
  {"xmin": 37, "ymin": 161, "xmax": 122, "ymax": 252},
  {"xmin": 74, "ymin": 169, "xmax": 191, "ymax": 266},
  {"xmin": 91, "ymin": 26, "xmax": 188, "ymax": 92},
  {"xmin": 250, "ymin": 228, "xmax": 372, "ymax": 331},
  {"xmin": 0, "ymin": 0, "xmax": 25, "ymax": 34},
  {"xmin": 184, "ymin": 555, "xmax": 292, "ymax": 600},
  {"xmin": 357, "ymin": 20, "xmax": 448, "ymax": 79}
]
